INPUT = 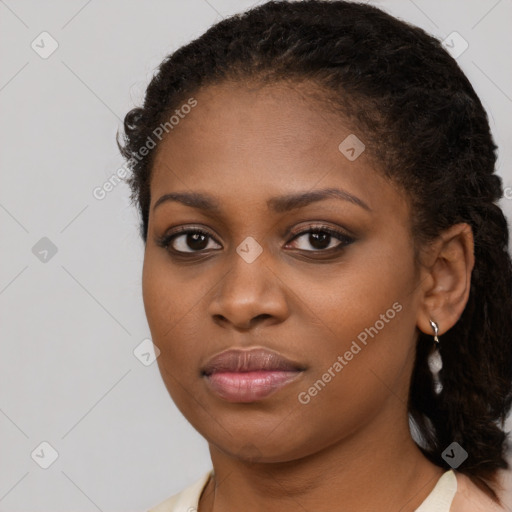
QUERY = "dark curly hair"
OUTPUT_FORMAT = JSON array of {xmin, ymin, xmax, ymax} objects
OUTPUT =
[{"xmin": 117, "ymin": 0, "xmax": 512, "ymax": 504}]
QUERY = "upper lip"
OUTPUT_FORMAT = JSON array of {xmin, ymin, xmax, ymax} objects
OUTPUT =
[{"xmin": 202, "ymin": 348, "xmax": 305, "ymax": 375}]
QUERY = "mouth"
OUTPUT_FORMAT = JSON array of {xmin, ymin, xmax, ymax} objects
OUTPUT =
[{"xmin": 201, "ymin": 347, "xmax": 305, "ymax": 403}]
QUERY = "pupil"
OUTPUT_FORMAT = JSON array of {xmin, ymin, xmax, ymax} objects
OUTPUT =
[
  {"xmin": 184, "ymin": 232, "xmax": 332, "ymax": 251},
  {"xmin": 310, "ymin": 232, "xmax": 330, "ymax": 249},
  {"xmin": 188, "ymin": 233, "xmax": 208, "ymax": 250}
]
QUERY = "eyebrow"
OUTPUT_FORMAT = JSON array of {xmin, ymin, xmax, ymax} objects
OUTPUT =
[{"xmin": 152, "ymin": 187, "xmax": 372, "ymax": 214}]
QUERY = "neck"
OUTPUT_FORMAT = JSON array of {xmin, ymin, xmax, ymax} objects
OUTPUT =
[{"xmin": 198, "ymin": 410, "xmax": 445, "ymax": 512}]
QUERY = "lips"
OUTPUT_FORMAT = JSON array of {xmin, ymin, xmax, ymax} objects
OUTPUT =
[
  {"xmin": 201, "ymin": 348, "xmax": 305, "ymax": 403},
  {"xmin": 202, "ymin": 348, "xmax": 305, "ymax": 375}
]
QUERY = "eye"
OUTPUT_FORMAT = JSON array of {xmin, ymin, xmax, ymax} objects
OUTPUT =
[
  {"xmin": 155, "ymin": 224, "xmax": 355, "ymax": 256},
  {"xmin": 155, "ymin": 227, "xmax": 221, "ymax": 254},
  {"xmin": 285, "ymin": 225, "xmax": 355, "ymax": 252}
]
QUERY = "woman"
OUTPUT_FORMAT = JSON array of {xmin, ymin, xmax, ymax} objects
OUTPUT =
[{"xmin": 118, "ymin": 1, "xmax": 512, "ymax": 510}]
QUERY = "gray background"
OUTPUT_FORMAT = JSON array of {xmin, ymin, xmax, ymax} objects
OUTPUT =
[{"xmin": 1, "ymin": 0, "xmax": 511, "ymax": 510}]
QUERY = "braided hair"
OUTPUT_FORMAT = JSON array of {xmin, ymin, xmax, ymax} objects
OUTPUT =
[{"xmin": 117, "ymin": 0, "xmax": 512, "ymax": 504}]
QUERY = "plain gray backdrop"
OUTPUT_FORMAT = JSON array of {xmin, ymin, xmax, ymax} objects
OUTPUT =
[{"xmin": 1, "ymin": 0, "xmax": 511, "ymax": 510}]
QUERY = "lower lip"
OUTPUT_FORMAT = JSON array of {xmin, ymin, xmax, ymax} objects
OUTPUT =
[{"xmin": 204, "ymin": 370, "xmax": 303, "ymax": 402}]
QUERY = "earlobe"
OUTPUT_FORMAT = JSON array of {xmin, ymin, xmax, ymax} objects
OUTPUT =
[{"xmin": 416, "ymin": 222, "xmax": 475, "ymax": 336}]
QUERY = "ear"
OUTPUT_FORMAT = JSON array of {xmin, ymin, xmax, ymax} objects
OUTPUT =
[{"xmin": 416, "ymin": 223, "xmax": 475, "ymax": 336}]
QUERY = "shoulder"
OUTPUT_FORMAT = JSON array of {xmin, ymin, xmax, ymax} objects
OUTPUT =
[
  {"xmin": 450, "ymin": 471, "xmax": 507, "ymax": 512},
  {"xmin": 147, "ymin": 470, "xmax": 213, "ymax": 512}
]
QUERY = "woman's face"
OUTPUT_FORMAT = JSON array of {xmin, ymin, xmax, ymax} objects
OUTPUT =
[{"xmin": 142, "ymin": 81, "xmax": 424, "ymax": 462}]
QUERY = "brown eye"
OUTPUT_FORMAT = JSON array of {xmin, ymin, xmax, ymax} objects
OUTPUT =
[
  {"xmin": 156, "ymin": 228, "xmax": 221, "ymax": 254},
  {"xmin": 286, "ymin": 226, "xmax": 355, "ymax": 252}
]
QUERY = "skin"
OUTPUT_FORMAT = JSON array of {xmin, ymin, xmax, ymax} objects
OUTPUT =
[{"xmin": 142, "ymin": 80, "xmax": 474, "ymax": 512}]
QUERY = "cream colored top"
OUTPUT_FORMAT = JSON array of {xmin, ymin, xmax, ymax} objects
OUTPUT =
[{"xmin": 147, "ymin": 468, "xmax": 506, "ymax": 511}]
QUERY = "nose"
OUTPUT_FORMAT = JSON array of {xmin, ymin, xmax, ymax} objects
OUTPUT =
[{"xmin": 207, "ymin": 249, "xmax": 290, "ymax": 330}]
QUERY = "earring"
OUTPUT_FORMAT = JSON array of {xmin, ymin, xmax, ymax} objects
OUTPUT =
[
  {"xmin": 428, "ymin": 319, "xmax": 443, "ymax": 394},
  {"xmin": 429, "ymin": 319, "xmax": 440, "ymax": 348}
]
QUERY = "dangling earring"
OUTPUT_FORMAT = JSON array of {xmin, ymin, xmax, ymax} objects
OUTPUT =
[{"xmin": 428, "ymin": 319, "xmax": 443, "ymax": 394}]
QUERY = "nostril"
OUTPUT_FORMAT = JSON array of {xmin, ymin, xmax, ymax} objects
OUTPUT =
[{"xmin": 255, "ymin": 313, "xmax": 272, "ymax": 321}]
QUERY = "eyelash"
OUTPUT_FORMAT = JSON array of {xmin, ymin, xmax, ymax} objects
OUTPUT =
[{"xmin": 155, "ymin": 224, "xmax": 355, "ymax": 257}]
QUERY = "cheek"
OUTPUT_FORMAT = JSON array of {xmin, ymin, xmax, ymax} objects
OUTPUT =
[
  {"xmin": 142, "ymin": 250, "xmax": 198, "ymax": 333},
  {"xmin": 297, "ymin": 240, "xmax": 417, "ymax": 396},
  {"xmin": 142, "ymin": 254, "xmax": 196, "ymax": 361},
  {"xmin": 142, "ymin": 255, "xmax": 206, "ymax": 415},
  {"xmin": 291, "ymin": 298, "xmax": 415, "ymax": 452},
  {"xmin": 142, "ymin": 259, "xmax": 173, "ymax": 337},
  {"xmin": 296, "ymin": 240, "xmax": 413, "ymax": 342}
]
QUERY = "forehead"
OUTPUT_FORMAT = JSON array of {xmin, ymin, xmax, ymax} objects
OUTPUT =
[
  {"xmin": 151, "ymin": 80, "xmax": 350, "ymax": 174},
  {"xmin": 149, "ymin": 80, "xmax": 407, "ymax": 219}
]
